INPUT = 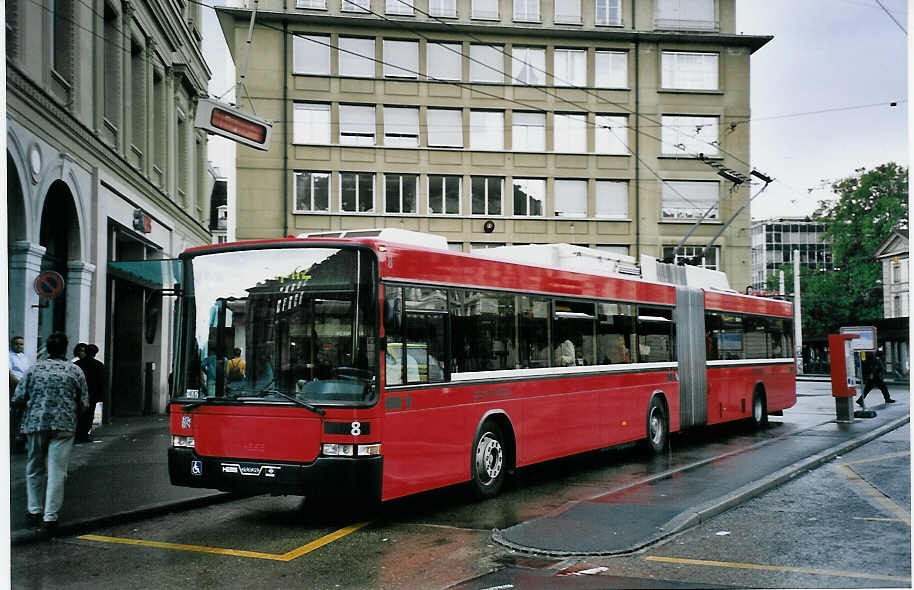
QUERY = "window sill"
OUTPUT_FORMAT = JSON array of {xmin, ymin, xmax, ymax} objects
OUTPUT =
[
  {"xmin": 658, "ymin": 89, "xmax": 723, "ymax": 95},
  {"xmin": 512, "ymin": 17, "xmax": 542, "ymax": 23},
  {"xmin": 595, "ymin": 21, "xmax": 624, "ymax": 27},
  {"xmin": 554, "ymin": 19, "xmax": 582, "ymax": 25},
  {"xmin": 657, "ymin": 154, "xmax": 722, "ymax": 160},
  {"xmin": 659, "ymin": 219, "xmax": 723, "ymax": 225}
]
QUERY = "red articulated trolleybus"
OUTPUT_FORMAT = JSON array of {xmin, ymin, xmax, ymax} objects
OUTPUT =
[{"xmin": 168, "ymin": 228, "xmax": 796, "ymax": 503}]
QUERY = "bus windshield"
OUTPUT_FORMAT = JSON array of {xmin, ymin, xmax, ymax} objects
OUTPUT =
[{"xmin": 178, "ymin": 246, "xmax": 378, "ymax": 406}]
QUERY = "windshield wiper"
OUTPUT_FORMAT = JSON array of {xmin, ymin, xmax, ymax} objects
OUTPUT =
[
  {"xmin": 181, "ymin": 396, "xmax": 231, "ymax": 412},
  {"xmin": 259, "ymin": 389, "xmax": 326, "ymax": 417}
]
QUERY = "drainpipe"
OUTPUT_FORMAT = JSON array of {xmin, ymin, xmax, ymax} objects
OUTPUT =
[
  {"xmin": 633, "ymin": 1, "xmax": 641, "ymax": 258},
  {"xmin": 283, "ymin": 20, "xmax": 290, "ymax": 237}
]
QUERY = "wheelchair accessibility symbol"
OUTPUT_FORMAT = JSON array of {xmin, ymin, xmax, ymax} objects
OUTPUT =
[{"xmin": 191, "ymin": 460, "xmax": 203, "ymax": 476}]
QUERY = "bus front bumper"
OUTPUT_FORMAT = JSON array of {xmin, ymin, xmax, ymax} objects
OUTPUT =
[{"xmin": 168, "ymin": 448, "xmax": 383, "ymax": 500}]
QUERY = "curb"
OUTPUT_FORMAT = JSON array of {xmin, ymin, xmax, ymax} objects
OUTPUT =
[
  {"xmin": 11, "ymin": 492, "xmax": 240, "ymax": 546},
  {"xmin": 492, "ymin": 414, "xmax": 910, "ymax": 557}
]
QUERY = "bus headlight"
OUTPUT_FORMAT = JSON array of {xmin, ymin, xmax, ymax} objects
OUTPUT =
[
  {"xmin": 322, "ymin": 443, "xmax": 354, "ymax": 457},
  {"xmin": 172, "ymin": 435, "xmax": 195, "ymax": 448},
  {"xmin": 357, "ymin": 444, "xmax": 381, "ymax": 456}
]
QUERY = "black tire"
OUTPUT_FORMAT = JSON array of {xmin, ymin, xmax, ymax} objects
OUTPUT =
[
  {"xmin": 645, "ymin": 396, "xmax": 669, "ymax": 454},
  {"xmin": 470, "ymin": 421, "xmax": 506, "ymax": 500},
  {"xmin": 750, "ymin": 390, "xmax": 768, "ymax": 428}
]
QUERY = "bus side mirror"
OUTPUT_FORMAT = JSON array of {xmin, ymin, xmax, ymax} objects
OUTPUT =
[{"xmin": 384, "ymin": 298, "xmax": 401, "ymax": 331}]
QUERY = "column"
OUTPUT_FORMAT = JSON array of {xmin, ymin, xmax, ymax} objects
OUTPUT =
[
  {"xmin": 9, "ymin": 241, "xmax": 47, "ymax": 360},
  {"xmin": 65, "ymin": 260, "xmax": 97, "ymax": 346}
]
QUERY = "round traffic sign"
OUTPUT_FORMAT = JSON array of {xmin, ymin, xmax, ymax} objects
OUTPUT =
[{"xmin": 34, "ymin": 271, "xmax": 65, "ymax": 300}]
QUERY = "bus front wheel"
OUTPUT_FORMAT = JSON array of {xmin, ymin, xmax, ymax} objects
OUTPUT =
[
  {"xmin": 750, "ymin": 390, "xmax": 768, "ymax": 428},
  {"xmin": 470, "ymin": 422, "xmax": 506, "ymax": 499}
]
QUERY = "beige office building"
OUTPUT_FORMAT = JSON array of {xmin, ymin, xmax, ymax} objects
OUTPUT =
[{"xmin": 217, "ymin": 0, "xmax": 769, "ymax": 289}]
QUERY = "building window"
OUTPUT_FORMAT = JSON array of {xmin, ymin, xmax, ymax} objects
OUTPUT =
[
  {"xmin": 297, "ymin": 0, "xmax": 328, "ymax": 8},
  {"xmin": 661, "ymin": 115, "xmax": 719, "ymax": 156},
  {"xmin": 293, "ymin": 35, "xmax": 330, "ymax": 75},
  {"xmin": 663, "ymin": 244, "xmax": 719, "ymax": 270},
  {"xmin": 554, "ymin": 179, "xmax": 587, "ymax": 217},
  {"xmin": 513, "ymin": 0, "xmax": 539, "ymax": 21},
  {"xmin": 595, "ymin": 51, "xmax": 627, "ymax": 88},
  {"xmin": 339, "ymin": 105, "xmax": 376, "ymax": 146},
  {"xmin": 176, "ymin": 110, "xmax": 188, "ymax": 200},
  {"xmin": 595, "ymin": 180, "xmax": 628, "ymax": 218},
  {"xmin": 385, "ymin": 174, "xmax": 418, "ymax": 213},
  {"xmin": 512, "ymin": 178, "xmax": 545, "ymax": 216},
  {"xmin": 52, "ymin": 0, "xmax": 74, "ymax": 84},
  {"xmin": 103, "ymin": 1, "xmax": 120, "ymax": 131},
  {"xmin": 892, "ymin": 261, "xmax": 902, "ymax": 283},
  {"xmin": 294, "ymin": 171, "xmax": 331, "ymax": 212},
  {"xmin": 293, "ymin": 103, "xmax": 331, "ymax": 144},
  {"xmin": 341, "ymin": 172, "xmax": 375, "ymax": 212},
  {"xmin": 661, "ymin": 180, "xmax": 719, "ymax": 219},
  {"xmin": 595, "ymin": 0, "xmax": 621, "ymax": 24},
  {"xmin": 472, "ymin": 0, "xmax": 499, "ymax": 19},
  {"xmin": 655, "ymin": 0, "xmax": 715, "ymax": 30},
  {"xmin": 471, "ymin": 176, "xmax": 504, "ymax": 215},
  {"xmin": 429, "ymin": 175, "xmax": 461, "ymax": 215},
  {"xmin": 387, "ymin": 0, "xmax": 415, "ymax": 14},
  {"xmin": 512, "ymin": 111, "xmax": 546, "ymax": 151},
  {"xmin": 342, "ymin": 0, "xmax": 370, "ymax": 12},
  {"xmin": 339, "ymin": 37, "xmax": 375, "ymax": 78},
  {"xmin": 595, "ymin": 115, "xmax": 628, "ymax": 155},
  {"xmin": 470, "ymin": 44, "xmax": 504, "ymax": 82},
  {"xmin": 554, "ymin": 113, "xmax": 586, "ymax": 153},
  {"xmin": 383, "ymin": 40, "xmax": 418, "ymax": 78},
  {"xmin": 511, "ymin": 46, "xmax": 546, "ymax": 85},
  {"xmin": 661, "ymin": 51, "xmax": 718, "ymax": 90},
  {"xmin": 383, "ymin": 106, "xmax": 419, "ymax": 147},
  {"xmin": 554, "ymin": 48, "xmax": 586, "ymax": 86},
  {"xmin": 130, "ymin": 39, "xmax": 146, "ymax": 156},
  {"xmin": 430, "ymin": 0, "xmax": 457, "ymax": 17},
  {"xmin": 554, "ymin": 0, "xmax": 581, "ymax": 23},
  {"xmin": 470, "ymin": 110, "xmax": 504, "ymax": 150},
  {"xmin": 152, "ymin": 69, "xmax": 165, "ymax": 176},
  {"xmin": 427, "ymin": 43, "xmax": 462, "ymax": 80},
  {"xmin": 427, "ymin": 108, "xmax": 463, "ymax": 147}
]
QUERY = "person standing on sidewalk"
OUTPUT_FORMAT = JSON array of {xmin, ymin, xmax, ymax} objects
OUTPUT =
[
  {"xmin": 11, "ymin": 332, "xmax": 89, "ymax": 532},
  {"xmin": 858, "ymin": 350, "xmax": 896, "ymax": 406},
  {"xmin": 75, "ymin": 344, "xmax": 106, "ymax": 442},
  {"xmin": 9, "ymin": 336, "xmax": 31, "ymax": 453}
]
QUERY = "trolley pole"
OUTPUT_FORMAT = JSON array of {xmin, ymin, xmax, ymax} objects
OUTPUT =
[{"xmin": 794, "ymin": 251, "xmax": 803, "ymax": 374}]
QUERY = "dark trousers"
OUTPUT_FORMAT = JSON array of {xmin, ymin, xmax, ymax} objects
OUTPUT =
[
  {"xmin": 862, "ymin": 379, "xmax": 890, "ymax": 401},
  {"xmin": 76, "ymin": 406, "xmax": 95, "ymax": 441}
]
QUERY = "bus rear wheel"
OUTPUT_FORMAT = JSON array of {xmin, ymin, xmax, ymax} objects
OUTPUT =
[
  {"xmin": 750, "ymin": 391, "xmax": 768, "ymax": 428},
  {"xmin": 645, "ymin": 396, "xmax": 669, "ymax": 454},
  {"xmin": 470, "ymin": 422, "xmax": 506, "ymax": 499}
]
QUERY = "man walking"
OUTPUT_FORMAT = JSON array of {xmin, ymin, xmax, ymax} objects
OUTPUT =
[
  {"xmin": 75, "ymin": 344, "xmax": 106, "ymax": 442},
  {"xmin": 11, "ymin": 332, "xmax": 88, "ymax": 533}
]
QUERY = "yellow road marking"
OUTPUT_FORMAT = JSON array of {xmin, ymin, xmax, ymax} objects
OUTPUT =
[
  {"xmin": 835, "ymin": 451, "xmax": 911, "ymax": 526},
  {"xmin": 645, "ymin": 556, "xmax": 911, "ymax": 584},
  {"xmin": 78, "ymin": 521, "xmax": 370, "ymax": 562}
]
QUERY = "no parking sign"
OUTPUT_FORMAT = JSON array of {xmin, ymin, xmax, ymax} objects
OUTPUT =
[{"xmin": 34, "ymin": 271, "xmax": 65, "ymax": 300}]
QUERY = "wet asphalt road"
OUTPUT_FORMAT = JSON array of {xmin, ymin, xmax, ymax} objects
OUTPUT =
[{"xmin": 10, "ymin": 381, "xmax": 910, "ymax": 589}]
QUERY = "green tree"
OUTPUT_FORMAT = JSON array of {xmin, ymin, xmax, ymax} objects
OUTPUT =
[{"xmin": 772, "ymin": 163, "xmax": 907, "ymax": 341}]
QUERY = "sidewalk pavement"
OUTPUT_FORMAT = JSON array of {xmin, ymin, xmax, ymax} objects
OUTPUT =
[
  {"xmin": 10, "ymin": 415, "xmax": 234, "ymax": 545},
  {"xmin": 10, "ymin": 381, "xmax": 910, "ymax": 547}
]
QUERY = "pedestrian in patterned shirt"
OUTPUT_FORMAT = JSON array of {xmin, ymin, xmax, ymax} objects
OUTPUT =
[{"xmin": 11, "ymin": 332, "xmax": 88, "ymax": 533}]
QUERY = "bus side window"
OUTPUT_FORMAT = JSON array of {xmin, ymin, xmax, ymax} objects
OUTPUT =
[
  {"xmin": 404, "ymin": 287, "xmax": 448, "ymax": 383},
  {"xmin": 597, "ymin": 302, "xmax": 634, "ymax": 365},
  {"xmin": 637, "ymin": 307, "xmax": 675, "ymax": 363},
  {"xmin": 384, "ymin": 286, "xmax": 405, "ymax": 386}
]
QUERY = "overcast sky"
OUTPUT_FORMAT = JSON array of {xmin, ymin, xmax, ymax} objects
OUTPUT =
[
  {"xmin": 202, "ymin": 1, "xmax": 910, "ymax": 222},
  {"xmin": 735, "ymin": 0, "xmax": 908, "ymax": 220}
]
